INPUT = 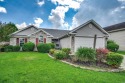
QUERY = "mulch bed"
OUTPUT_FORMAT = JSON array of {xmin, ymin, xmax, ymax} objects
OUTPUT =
[
  {"xmin": 63, "ymin": 58, "xmax": 116, "ymax": 70},
  {"xmin": 50, "ymin": 54, "xmax": 119, "ymax": 70}
]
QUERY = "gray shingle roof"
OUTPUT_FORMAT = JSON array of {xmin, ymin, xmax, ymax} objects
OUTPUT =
[
  {"xmin": 39, "ymin": 28, "xmax": 70, "ymax": 38},
  {"xmin": 104, "ymin": 22, "xmax": 125, "ymax": 32}
]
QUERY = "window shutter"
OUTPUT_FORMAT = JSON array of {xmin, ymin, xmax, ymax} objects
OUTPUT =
[
  {"xmin": 36, "ymin": 38, "xmax": 39, "ymax": 45},
  {"xmin": 16, "ymin": 38, "xmax": 19, "ymax": 45},
  {"xmin": 44, "ymin": 38, "xmax": 46, "ymax": 43},
  {"xmin": 25, "ymin": 38, "xmax": 27, "ymax": 43}
]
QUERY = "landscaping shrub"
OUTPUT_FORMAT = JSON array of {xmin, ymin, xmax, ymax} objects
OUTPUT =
[
  {"xmin": 62, "ymin": 48, "xmax": 71, "ymax": 54},
  {"xmin": 0, "ymin": 48, "xmax": 5, "ymax": 52},
  {"xmin": 13, "ymin": 45, "xmax": 20, "ymax": 52},
  {"xmin": 96, "ymin": 48, "xmax": 109, "ymax": 63},
  {"xmin": 4, "ymin": 45, "xmax": 13, "ymax": 52},
  {"xmin": 37, "ymin": 43, "xmax": 51, "ymax": 53},
  {"xmin": 54, "ymin": 50, "xmax": 67, "ymax": 59},
  {"xmin": 107, "ymin": 43, "xmax": 119, "ymax": 52},
  {"xmin": 49, "ymin": 49, "xmax": 55, "ymax": 55},
  {"xmin": 62, "ymin": 48, "xmax": 71, "ymax": 58},
  {"xmin": 22, "ymin": 42, "xmax": 35, "ymax": 51},
  {"xmin": 48, "ymin": 43, "xmax": 55, "ymax": 49},
  {"xmin": 107, "ymin": 40, "xmax": 115, "ymax": 44},
  {"xmin": 106, "ymin": 53, "xmax": 123, "ymax": 67},
  {"xmin": 76, "ymin": 47, "xmax": 96, "ymax": 62}
]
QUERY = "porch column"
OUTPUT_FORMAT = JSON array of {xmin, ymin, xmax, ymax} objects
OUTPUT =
[{"xmin": 70, "ymin": 35, "xmax": 75, "ymax": 54}]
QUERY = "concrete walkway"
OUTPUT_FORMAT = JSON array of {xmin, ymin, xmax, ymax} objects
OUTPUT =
[{"xmin": 120, "ymin": 56, "xmax": 125, "ymax": 70}]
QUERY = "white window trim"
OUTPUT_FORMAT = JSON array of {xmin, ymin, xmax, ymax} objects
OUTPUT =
[
  {"xmin": 19, "ymin": 38, "xmax": 25, "ymax": 46},
  {"xmin": 39, "ymin": 35, "xmax": 44, "ymax": 43}
]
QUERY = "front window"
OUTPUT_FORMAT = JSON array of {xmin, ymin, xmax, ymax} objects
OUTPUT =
[
  {"xmin": 39, "ymin": 35, "xmax": 43, "ymax": 43},
  {"xmin": 20, "ymin": 38, "xmax": 25, "ymax": 46}
]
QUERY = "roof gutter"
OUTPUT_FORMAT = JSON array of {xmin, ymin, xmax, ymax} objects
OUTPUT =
[{"xmin": 106, "ymin": 28, "xmax": 125, "ymax": 33}]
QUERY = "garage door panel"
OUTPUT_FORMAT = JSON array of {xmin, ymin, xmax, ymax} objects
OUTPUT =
[
  {"xmin": 75, "ymin": 37, "xmax": 105, "ymax": 52},
  {"xmin": 96, "ymin": 38, "xmax": 105, "ymax": 48},
  {"xmin": 75, "ymin": 37, "xmax": 94, "ymax": 51}
]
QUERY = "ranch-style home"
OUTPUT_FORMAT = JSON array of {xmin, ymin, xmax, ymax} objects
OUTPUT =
[
  {"xmin": 104, "ymin": 22, "xmax": 125, "ymax": 51},
  {"xmin": 9, "ymin": 20, "xmax": 109, "ymax": 52}
]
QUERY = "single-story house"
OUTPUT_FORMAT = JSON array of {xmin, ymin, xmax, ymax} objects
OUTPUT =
[
  {"xmin": 104, "ymin": 22, "xmax": 125, "ymax": 51},
  {"xmin": 9, "ymin": 20, "xmax": 109, "ymax": 52}
]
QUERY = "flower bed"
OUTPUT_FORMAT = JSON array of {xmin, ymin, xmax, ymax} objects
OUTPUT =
[{"xmin": 49, "ymin": 47, "xmax": 124, "ymax": 72}]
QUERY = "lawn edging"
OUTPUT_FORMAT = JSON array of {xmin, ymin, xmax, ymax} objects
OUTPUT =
[{"xmin": 48, "ymin": 54, "xmax": 125, "ymax": 72}]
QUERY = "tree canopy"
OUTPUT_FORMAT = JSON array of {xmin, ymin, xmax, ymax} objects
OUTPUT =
[{"xmin": 0, "ymin": 22, "xmax": 18, "ymax": 42}]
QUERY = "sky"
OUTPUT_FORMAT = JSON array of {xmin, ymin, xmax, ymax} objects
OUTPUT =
[{"xmin": 0, "ymin": 0, "xmax": 125, "ymax": 30}]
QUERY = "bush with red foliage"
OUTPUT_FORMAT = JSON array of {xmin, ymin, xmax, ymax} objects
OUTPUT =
[{"xmin": 96, "ymin": 48, "xmax": 109, "ymax": 63}]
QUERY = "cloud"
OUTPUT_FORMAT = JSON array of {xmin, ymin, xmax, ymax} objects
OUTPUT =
[
  {"xmin": 33, "ymin": 17, "xmax": 43, "ymax": 27},
  {"xmin": 16, "ymin": 22, "xmax": 27, "ymax": 29},
  {"xmin": 49, "ymin": 0, "xmax": 84, "ymax": 29},
  {"xmin": 0, "ymin": 0, "xmax": 4, "ymax": 2},
  {"xmin": 16, "ymin": 18, "xmax": 43, "ymax": 29},
  {"xmin": 118, "ymin": 0, "xmax": 125, "ymax": 2},
  {"xmin": 70, "ymin": 17, "xmax": 78, "ymax": 29},
  {"xmin": 37, "ymin": 0, "xmax": 44, "ymax": 7},
  {"xmin": 51, "ymin": 0, "xmax": 84, "ymax": 10},
  {"xmin": 0, "ymin": 6, "xmax": 7, "ymax": 13},
  {"xmin": 111, "ymin": 6, "xmax": 125, "ymax": 14},
  {"xmin": 70, "ymin": 0, "xmax": 125, "ymax": 29},
  {"xmin": 48, "ymin": 6, "xmax": 69, "ymax": 29}
]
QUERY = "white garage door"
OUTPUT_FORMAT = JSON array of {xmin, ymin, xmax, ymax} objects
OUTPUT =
[
  {"xmin": 96, "ymin": 38, "xmax": 105, "ymax": 48},
  {"xmin": 75, "ymin": 37, "xmax": 105, "ymax": 52}
]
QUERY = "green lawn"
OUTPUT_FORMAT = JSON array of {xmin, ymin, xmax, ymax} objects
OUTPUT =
[
  {"xmin": 0, "ymin": 52, "xmax": 125, "ymax": 83},
  {"xmin": 116, "ymin": 51, "xmax": 125, "ymax": 55}
]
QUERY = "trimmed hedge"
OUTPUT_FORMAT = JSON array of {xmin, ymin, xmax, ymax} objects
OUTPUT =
[
  {"xmin": 4, "ymin": 45, "xmax": 13, "ymax": 52},
  {"xmin": 22, "ymin": 42, "xmax": 35, "ymax": 51},
  {"xmin": 107, "ymin": 40, "xmax": 115, "ymax": 44},
  {"xmin": 37, "ymin": 43, "xmax": 51, "ymax": 53},
  {"xmin": 76, "ymin": 47, "xmax": 96, "ymax": 62},
  {"xmin": 106, "ymin": 53, "xmax": 123, "ymax": 67},
  {"xmin": 0, "ymin": 48, "xmax": 5, "ymax": 52},
  {"xmin": 107, "ymin": 43, "xmax": 119, "ymax": 52},
  {"xmin": 13, "ymin": 45, "xmax": 20, "ymax": 52},
  {"xmin": 54, "ymin": 50, "xmax": 67, "ymax": 59},
  {"xmin": 48, "ymin": 43, "xmax": 55, "ymax": 49}
]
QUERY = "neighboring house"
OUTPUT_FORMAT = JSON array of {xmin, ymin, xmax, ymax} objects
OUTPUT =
[
  {"xmin": 9, "ymin": 20, "xmax": 109, "ymax": 52},
  {"xmin": 104, "ymin": 22, "xmax": 125, "ymax": 51}
]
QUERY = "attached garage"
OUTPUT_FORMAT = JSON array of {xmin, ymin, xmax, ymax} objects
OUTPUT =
[
  {"xmin": 59, "ymin": 20, "xmax": 109, "ymax": 53},
  {"xmin": 74, "ymin": 37, "xmax": 105, "ymax": 51}
]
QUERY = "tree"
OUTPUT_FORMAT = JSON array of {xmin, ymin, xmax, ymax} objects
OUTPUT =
[{"xmin": 0, "ymin": 22, "xmax": 18, "ymax": 42}]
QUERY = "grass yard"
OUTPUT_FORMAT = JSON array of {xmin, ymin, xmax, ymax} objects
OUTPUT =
[
  {"xmin": 0, "ymin": 52, "xmax": 125, "ymax": 83},
  {"xmin": 116, "ymin": 51, "xmax": 125, "ymax": 55}
]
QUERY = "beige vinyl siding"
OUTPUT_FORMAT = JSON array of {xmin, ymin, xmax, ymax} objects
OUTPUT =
[
  {"xmin": 46, "ymin": 37, "xmax": 52, "ymax": 43},
  {"xmin": 76, "ymin": 23, "xmax": 105, "ymax": 37},
  {"xmin": 10, "ymin": 38, "xmax": 16, "ymax": 46},
  {"xmin": 60, "ymin": 37, "xmax": 71, "ymax": 48},
  {"xmin": 108, "ymin": 30, "xmax": 125, "ymax": 50},
  {"xmin": 14, "ymin": 26, "xmax": 38, "ymax": 36},
  {"xmin": 30, "ymin": 30, "xmax": 52, "ymax": 44}
]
